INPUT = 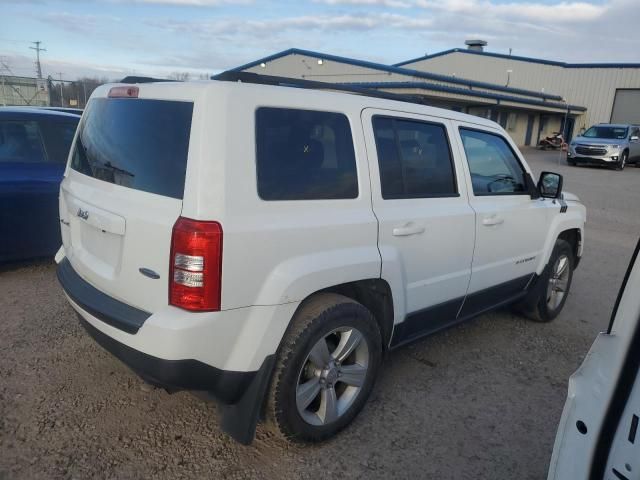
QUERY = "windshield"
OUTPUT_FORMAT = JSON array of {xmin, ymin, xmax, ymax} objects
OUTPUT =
[
  {"xmin": 71, "ymin": 97, "xmax": 193, "ymax": 199},
  {"xmin": 582, "ymin": 126, "xmax": 628, "ymax": 140}
]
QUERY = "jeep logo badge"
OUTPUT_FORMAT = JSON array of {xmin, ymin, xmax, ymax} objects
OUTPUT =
[{"xmin": 77, "ymin": 208, "xmax": 89, "ymax": 220}]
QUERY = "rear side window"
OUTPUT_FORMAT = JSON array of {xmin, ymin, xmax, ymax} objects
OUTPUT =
[
  {"xmin": 459, "ymin": 128, "xmax": 526, "ymax": 196},
  {"xmin": 372, "ymin": 116, "xmax": 457, "ymax": 199},
  {"xmin": 40, "ymin": 120, "xmax": 78, "ymax": 164},
  {"xmin": 0, "ymin": 120, "xmax": 46, "ymax": 163},
  {"xmin": 256, "ymin": 107, "xmax": 358, "ymax": 200},
  {"xmin": 71, "ymin": 98, "xmax": 193, "ymax": 199}
]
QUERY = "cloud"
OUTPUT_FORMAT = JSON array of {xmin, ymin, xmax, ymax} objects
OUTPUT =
[
  {"xmin": 148, "ymin": 14, "xmax": 385, "ymax": 38},
  {"xmin": 314, "ymin": 0, "xmax": 413, "ymax": 7},
  {"xmin": 130, "ymin": 0, "xmax": 251, "ymax": 5},
  {"xmin": 38, "ymin": 12, "xmax": 121, "ymax": 34},
  {"xmin": 415, "ymin": 0, "xmax": 606, "ymax": 24}
]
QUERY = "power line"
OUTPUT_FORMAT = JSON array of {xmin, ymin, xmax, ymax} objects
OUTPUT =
[{"xmin": 29, "ymin": 41, "xmax": 46, "ymax": 79}]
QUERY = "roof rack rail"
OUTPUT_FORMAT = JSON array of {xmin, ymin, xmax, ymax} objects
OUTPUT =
[
  {"xmin": 119, "ymin": 76, "xmax": 177, "ymax": 84},
  {"xmin": 213, "ymin": 71, "xmax": 430, "ymax": 107}
]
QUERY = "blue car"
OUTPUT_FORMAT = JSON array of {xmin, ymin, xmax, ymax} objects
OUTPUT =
[{"xmin": 0, "ymin": 107, "xmax": 81, "ymax": 262}]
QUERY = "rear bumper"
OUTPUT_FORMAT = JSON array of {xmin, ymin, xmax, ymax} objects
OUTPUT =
[
  {"xmin": 56, "ymin": 257, "xmax": 288, "ymax": 443},
  {"xmin": 78, "ymin": 313, "xmax": 275, "ymax": 444},
  {"xmin": 57, "ymin": 258, "xmax": 150, "ymax": 334},
  {"xmin": 78, "ymin": 314, "xmax": 256, "ymax": 401}
]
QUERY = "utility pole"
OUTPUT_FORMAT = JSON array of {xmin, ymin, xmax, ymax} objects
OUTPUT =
[
  {"xmin": 57, "ymin": 72, "xmax": 64, "ymax": 107},
  {"xmin": 30, "ymin": 41, "xmax": 46, "ymax": 79}
]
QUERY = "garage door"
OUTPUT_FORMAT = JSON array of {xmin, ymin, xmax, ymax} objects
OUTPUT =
[{"xmin": 611, "ymin": 89, "xmax": 640, "ymax": 124}]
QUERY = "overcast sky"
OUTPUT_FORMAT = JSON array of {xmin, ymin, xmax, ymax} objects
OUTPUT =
[{"xmin": 1, "ymin": 0, "xmax": 638, "ymax": 81}]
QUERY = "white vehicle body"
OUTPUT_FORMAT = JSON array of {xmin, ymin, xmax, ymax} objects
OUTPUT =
[
  {"xmin": 548, "ymin": 241, "xmax": 640, "ymax": 480},
  {"xmin": 56, "ymin": 78, "xmax": 586, "ymax": 443}
]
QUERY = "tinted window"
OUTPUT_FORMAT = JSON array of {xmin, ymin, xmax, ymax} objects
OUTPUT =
[
  {"xmin": 373, "ymin": 116, "xmax": 456, "ymax": 199},
  {"xmin": 256, "ymin": 108, "xmax": 358, "ymax": 200},
  {"xmin": 71, "ymin": 98, "xmax": 193, "ymax": 199},
  {"xmin": 41, "ymin": 120, "xmax": 79, "ymax": 164},
  {"xmin": 0, "ymin": 120, "xmax": 46, "ymax": 163},
  {"xmin": 459, "ymin": 128, "xmax": 527, "ymax": 195}
]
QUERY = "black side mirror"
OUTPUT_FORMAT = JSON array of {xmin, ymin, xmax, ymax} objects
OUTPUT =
[{"xmin": 538, "ymin": 171, "xmax": 563, "ymax": 199}]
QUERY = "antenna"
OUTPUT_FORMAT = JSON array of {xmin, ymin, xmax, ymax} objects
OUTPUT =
[{"xmin": 29, "ymin": 41, "xmax": 46, "ymax": 79}]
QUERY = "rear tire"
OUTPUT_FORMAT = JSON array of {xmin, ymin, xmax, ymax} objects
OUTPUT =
[
  {"xmin": 521, "ymin": 239, "xmax": 574, "ymax": 323},
  {"xmin": 266, "ymin": 293, "xmax": 382, "ymax": 443}
]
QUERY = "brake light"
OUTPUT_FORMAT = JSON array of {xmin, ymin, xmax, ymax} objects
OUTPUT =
[
  {"xmin": 169, "ymin": 217, "xmax": 222, "ymax": 311},
  {"xmin": 108, "ymin": 86, "xmax": 139, "ymax": 98}
]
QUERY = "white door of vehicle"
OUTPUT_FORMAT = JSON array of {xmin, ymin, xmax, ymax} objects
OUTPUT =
[
  {"xmin": 453, "ymin": 123, "xmax": 550, "ymax": 302},
  {"xmin": 362, "ymin": 109, "xmax": 476, "ymax": 343}
]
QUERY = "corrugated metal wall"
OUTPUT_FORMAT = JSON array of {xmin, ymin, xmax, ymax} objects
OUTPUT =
[
  {"xmin": 244, "ymin": 52, "xmax": 573, "ymax": 146},
  {"xmin": 404, "ymin": 52, "xmax": 640, "ymax": 130},
  {"xmin": 0, "ymin": 76, "xmax": 49, "ymax": 107}
]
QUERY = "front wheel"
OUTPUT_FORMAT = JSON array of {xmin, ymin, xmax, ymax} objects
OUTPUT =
[
  {"xmin": 616, "ymin": 151, "xmax": 628, "ymax": 170},
  {"xmin": 521, "ymin": 239, "xmax": 574, "ymax": 322},
  {"xmin": 267, "ymin": 293, "xmax": 382, "ymax": 442}
]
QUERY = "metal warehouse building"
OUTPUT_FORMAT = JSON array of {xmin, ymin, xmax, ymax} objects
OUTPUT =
[
  {"xmin": 233, "ymin": 41, "xmax": 640, "ymax": 147},
  {"xmin": 0, "ymin": 75, "xmax": 49, "ymax": 107}
]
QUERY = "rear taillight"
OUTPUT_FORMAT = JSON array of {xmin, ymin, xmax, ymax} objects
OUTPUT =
[{"xmin": 169, "ymin": 217, "xmax": 222, "ymax": 311}]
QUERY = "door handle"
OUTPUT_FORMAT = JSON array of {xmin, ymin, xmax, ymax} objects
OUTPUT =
[
  {"xmin": 482, "ymin": 215, "xmax": 505, "ymax": 226},
  {"xmin": 392, "ymin": 223, "xmax": 425, "ymax": 237}
]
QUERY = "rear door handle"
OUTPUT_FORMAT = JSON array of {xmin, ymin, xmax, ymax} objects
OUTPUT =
[
  {"xmin": 392, "ymin": 223, "xmax": 425, "ymax": 237},
  {"xmin": 482, "ymin": 215, "xmax": 505, "ymax": 226}
]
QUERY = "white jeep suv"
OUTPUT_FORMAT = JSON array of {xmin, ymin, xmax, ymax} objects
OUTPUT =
[{"xmin": 56, "ymin": 74, "xmax": 586, "ymax": 444}]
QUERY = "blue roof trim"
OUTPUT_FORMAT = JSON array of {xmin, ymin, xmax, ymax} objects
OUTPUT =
[
  {"xmin": 394, "ymin": 49, "xmax": 460, "ymax": 67},
  {"xmin": 338, "ymin": 81, "xmax": 587, "ymax": 112},
  {"xmin": 394, "ymin": 48, "xmax": 640, "ymax": 69},
  {"xmin": 232, "ymin": 48, "xmax": 563, "ymax": 101}
]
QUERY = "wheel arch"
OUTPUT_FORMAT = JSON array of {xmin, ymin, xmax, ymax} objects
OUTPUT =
[
  {"xmin": 278, "ymin": 279, "xmax": 395, "ymax": 353},
  {"xmin": 558, "ymin": 228, "xmax": 583, "ymax": 268},
  {"xmin": 319, "ymin": 279, "xmax": 395, "ymax": 350},
  {"xmin": 536, "ymin": 209, "xmax": 585, "ymax": 275}
]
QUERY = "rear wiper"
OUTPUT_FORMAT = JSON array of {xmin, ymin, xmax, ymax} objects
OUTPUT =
[{"xmin": 101, "ymin": 161, "xmax": 135, "ymax": 178}]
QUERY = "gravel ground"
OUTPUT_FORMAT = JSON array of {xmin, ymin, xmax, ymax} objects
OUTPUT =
[{"xmin": 1, "ymin": 150, "xmax": 639, "ymax": 479}]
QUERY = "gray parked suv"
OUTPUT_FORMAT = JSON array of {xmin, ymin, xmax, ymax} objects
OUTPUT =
[{"xmin": 568, "ymin": 123, "xmax": 640, "ymax": 170}]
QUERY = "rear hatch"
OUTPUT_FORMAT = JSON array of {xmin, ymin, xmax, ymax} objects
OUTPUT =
[{"xmin": 60, "ymin": 84, "xmax": 195, "ymax": 313}]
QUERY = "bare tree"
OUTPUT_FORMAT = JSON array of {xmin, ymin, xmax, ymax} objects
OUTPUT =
[{"xmin": 168, "ymin": 72, "xmax": 191, "ymax": 81}]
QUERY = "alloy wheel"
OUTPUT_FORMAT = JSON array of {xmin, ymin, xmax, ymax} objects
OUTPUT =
[
  {"xmin": 295, "ymin": 327, "xmax": 369, "ymax": 426},
  {"xmin": 547, "ymin": 254, "xmax": 570, "ymax": 311}
]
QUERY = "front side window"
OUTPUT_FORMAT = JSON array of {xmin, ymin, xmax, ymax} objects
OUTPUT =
[
  {"xmin": 372, "ymin": 116, "xmax": 457, "ymax": 199},
  {"xmin": 459, "ymin": 128, "xmax": 527, "ymax": 196},
  {"xmin": 256, "ymin": 108, "xmax": 358, "ymax": 200},
  {"xmin": 0, "ymin": 120, "xmax": 46, "ymax": 163}
]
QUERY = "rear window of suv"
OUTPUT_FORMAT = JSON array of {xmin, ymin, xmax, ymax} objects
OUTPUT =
[
  {"xmin": 71, "ymin": 98, "xmax": 193, "ymax": 199},
  {"xmin": 255, "ymin": 107, "xmax": 358, "ymax": 201}
]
